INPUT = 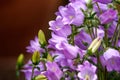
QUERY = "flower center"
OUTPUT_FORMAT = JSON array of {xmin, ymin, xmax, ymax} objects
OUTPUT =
[
  {"xmin": 69, "ymin": 15, "xmax": 74, "ymax": 20},
  {"xmin": 85, "ymin": 75, "xmax": 90, "ymax": 80}
]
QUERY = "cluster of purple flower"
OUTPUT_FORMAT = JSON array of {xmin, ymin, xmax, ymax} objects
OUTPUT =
[{"xmin": 17, "ymin": 0, "xmax": 120, "ymax": 80}]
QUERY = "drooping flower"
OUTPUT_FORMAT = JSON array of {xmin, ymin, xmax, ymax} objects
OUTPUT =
[
  {"xmin": 77, "ymin": 61, "xmax": 97, "ymax": 80},
  {"xmin": 56, "ymin": 5, "xmax": 84, "ymax": 26},
  {"xmin": 48, "ymin": 33, "xmax": 68, "ymax": 50},
  {"xmin": 61, "ymin": 42, "xmax": 79, "ymax": 59},
  {"xmin": 45, "ymin": 61, "xmax": 63, "ymax": 80},
  {"xmin": 50, "ymin": 51, "xmax": 76, "ymax": 70},
  {"xmin": 54, "ymin": 25, "xmax": 71, "ymax": 38},
  {"xmin": 75, "ymin": 29, "xmax": 92, "ymax": 50},
  {"xmin": 99, "ymin": 9, "xmax": 118, "ymax": 24},
  {"xmin": 26, "ymin": 37, "xmax": 44, "ymax": 53},
  {"xmin": 49, "ymin": 16, "xmax": 64, "ymax": 31},
  {"xmin": 102, "ymin": 48, "xmax": 120, "ymax": 71}
]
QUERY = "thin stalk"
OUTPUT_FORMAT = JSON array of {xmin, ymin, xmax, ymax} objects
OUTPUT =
[
  {"xmin": 104, "ymin": 67, "xmax": 107, "ymax": 80},
  {"xmin": 31, "ymin": 65, "xmax": 35, "ymax": 80},
  {"xmin": 91, "ymin": 27, "xmax": 95, "ymax": 39},
  {"xmin": 71, "ymin": 26, "xmax": 75, "ymax": 45},
  {"xmin": 101, "ymin": 71, "xmax": 104, "ymax": 80},
  {"xmin": 88, "ymin": 27, "xmax": 94, "ymax": 40},
  {"xmin": 104, "ymin": 27, "xmax": 108, "ymax": 47},
  {"xmin": 95, "ymin": 27, "xmax": 97, "ymax": 38},
  {"xmin": 96, "ymin": 51, "xmax": 100, "ymax": 80},
  {"xmin": 44, "ymin": 47, "xmax": 48, "ymax": 58},
  {"xmin": 95, "ymin": 2, "xmax": 102, "ymax": 14},
  {"xmin": 114, "ymin": 25, "xmax": 120, "ymax": 46},
  {"xmin": 42, "ymin": 61, "xmax": 47, "ymax": 71},
  {"xmin": 111, "ymin": 19, "xmax": 119, "ymax": 45}
]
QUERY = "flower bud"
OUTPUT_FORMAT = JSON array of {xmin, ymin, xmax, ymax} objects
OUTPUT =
[
  {"xmin": 47, "ymin": 53, "xmax": 53, "ymax": 62},
  {"xmin": 115, "ymin": 0, "xmax": 120, "ymax": 4},
  {"xmin": 16, "ymin": 54, "xmax": 24, "ymax": 77},
  {"xmin": 35, "ymin": 74, "xmax": 47, "ymax": 80},
  {"xmin": 17, "ymin": 53, "xmax": 24, "ymax": 68},
  {"xmin": 88, "ymin": 37, "xmax": 102, "ymax": 53},
  {"xmin": 86, "ymin": 0, "xmax": 93, "ymax": 9},
  {"xmin": 32, "ymin": 51, "xmax": 40, "ymax": 65},
  {"xmin": 38, "ymin": 30, "xmax": 47, "ymax": 47},
  {"xmin": 85, "ymin": 0, "xmax": 92, "ymax": 4}
]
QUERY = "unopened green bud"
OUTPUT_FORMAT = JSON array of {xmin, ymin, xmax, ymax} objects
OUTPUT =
[
  {"xmin": 35, "ymin": 74, "xmax": 47, "ymax": 80},
  {"xmin": 85, "ymin": 0, "xmax": 92, "ymax": 9},
  {"xmin": 88, "ymin": 37, "xmax": 102, "ymax": 53},
  {"xmin": 38, "ymin": 30, "xmax": 47, "ymax": 47},
  {"xmin": 47, "ymin": 53, "xmax": 53, "ymax": 62},
  {"xmin": 16, "ymin": 53, "xmax": 24, "ymax": 77},
  {"xmin": 115, "ymin": 0, "xmax": 120, "ymax": 4},
  {"xmin": 85, "ymin": 0, "xmax": 92, "ymax": 4},
  {"xmin": 17, "ymin": 53, "xmax": 24, "ymax": 68},
  {"xmin": 32, "ymin": 51, "xmax": 40, "ymax": 65}
]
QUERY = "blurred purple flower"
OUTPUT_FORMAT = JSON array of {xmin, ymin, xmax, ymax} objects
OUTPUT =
[
  {"xmin": 50, "ymin": 51, "xmax": 76, "ymax": 69},
  {"xmin": 57, "ymin": 5, "xmax": 84, "ymax": 26},
  {"xmin": 45, "ymin": 61, "xmax": 63, "ymax": 80},
  {"xmin": 26, "ymin": 37, "xmax": 44, "ymax": 53},
  {"xmin": 49, "ymin": 16, "xmax": 64, "ymax": 31},
  {"xmin": 99, "ymin": 9, "xmax": 118, "ymax": 24},
  {"xmin": 77, "ymin": 61, "xmax": 97, "ymax": 80},
  {"xmin": 102, "ymin": 48, "xmax": 120, "ymax": 71},
  {"xmin": 61, "ymin": 42, "xmax": 79, "ymax": 59},
  {"xmin": 75, "ymin": 29, "xmax": 92, "ymax": 50},
  {"xmin": 48, "ymin": 33, "xmax": 68, "ymax": 50},
  {"xmin": 54, "ymin": 25, "xmax": 71, "ymax": 38}
]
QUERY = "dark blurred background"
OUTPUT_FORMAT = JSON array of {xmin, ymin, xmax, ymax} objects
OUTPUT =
[{"xmin": 0, "ymin": 0, "xmax": 68, "ymax": 80}]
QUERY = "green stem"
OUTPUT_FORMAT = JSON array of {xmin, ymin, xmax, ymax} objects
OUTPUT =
[
  {"xmin": 91, "ymin": 27, "xmax": 95, "ymax": 39},
  {"xmin": 96, "ymin": 51, "xmax": 100, "ymax": 80},
  {"xmin": 111, "ymin": 19, "xmax": 119, "ymax": 46},
  {"xmin": 31, "ymin": 65, "xmax": 35, "ymax": 80},
  {"xmin": 104, "ymin": 27, "xmax": 108, "ymax": 47},
  {"xmin": 95, "ymin": 27, "xmax": 97, "ymax": 38},
  {"xmin": 45, "ymin": 47, "xmax": 48, "ymax": 58},
  {"xmin": 114, "ymin": 23, "xmax": 120, "ymax": 46},
  {"xmin": 95, "ymin": 2, "xmax": 102, "ymax": 14},
  {"xmin": 104, "ymin": 67, "xmax": 107, "ymax": 80},
  {"xmin": 71, "ymin": 26, "xmax": 76, "ymax": 45},
  {"xmin": 88, "ymin": 27, "xmax": 94, "ymax": 40},
  {"xmin": 95, "ymin": 2, "xmax": 101, "ymax": 40}
]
